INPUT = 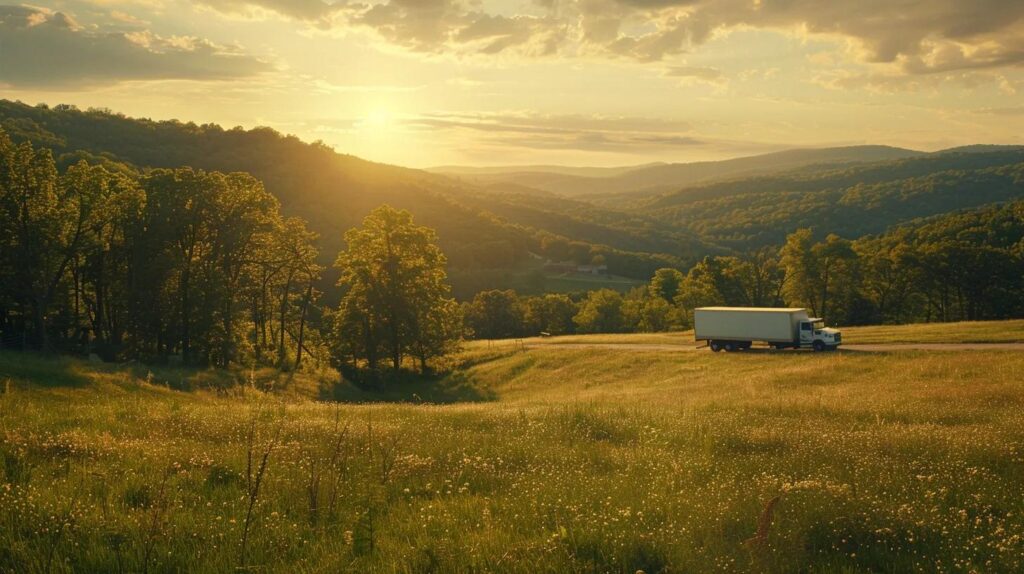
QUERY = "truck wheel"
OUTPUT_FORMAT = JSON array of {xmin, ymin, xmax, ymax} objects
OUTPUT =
[
  {"xmin": 710, "ymin": 341, "xmax": 722, "ymax": 352},
  {"xmin": 813, "ymin": 340, "xmax": 826, "ymax": 352},
  {"xmin": 724, "ymin": 342, "xmax": 735, "ymax": 352}
]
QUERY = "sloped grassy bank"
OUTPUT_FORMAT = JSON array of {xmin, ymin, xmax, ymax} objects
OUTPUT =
[{"xmin": 1, "ymin": 346, "xmax": 1023, "ymax": 572}]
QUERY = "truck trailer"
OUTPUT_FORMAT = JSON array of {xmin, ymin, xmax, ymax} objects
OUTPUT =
[{"xmin": 694, "ymin": 307, "xmax": 841, "ymax": 352}]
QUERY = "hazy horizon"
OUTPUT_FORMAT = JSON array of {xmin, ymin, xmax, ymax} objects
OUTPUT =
[{"xmin": 3, "ymin": 1, "xmax": 1024, "ymax": 168}]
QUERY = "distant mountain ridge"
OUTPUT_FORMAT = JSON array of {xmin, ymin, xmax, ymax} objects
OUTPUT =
[
  {"xmin": 635, "ymin": 150, "xmax": 1024, "ymax": 250},
  {"xmin": 640, "ymin": 148, "xmax": 1024, "ymax": 211},
  {"xmin": 426, "ymin": 163, "xmax": 662, "ymax": 178},
  {"xmin": 433, "ymin": 145, "xmax": 927, "ymax": 196}
]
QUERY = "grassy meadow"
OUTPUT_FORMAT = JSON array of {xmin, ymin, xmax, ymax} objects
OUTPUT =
[
  {"xmin": 841, "ymin": 320, "xmax": 1024, "ymax": 344},
  {"xmin": 2, "ymin": 331, "xmax": 1024, "ymax": 572},
  {"xmin": 476, "ymin": 319, "xmax": 1024, "ymax": 349}
]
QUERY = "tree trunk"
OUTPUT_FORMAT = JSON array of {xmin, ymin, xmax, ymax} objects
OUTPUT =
[
  {"xmin": 278, "ymin": 271, "xmax": 294, "ymax": 367},
  {"xmin": 391, "ymin": 336, "xmax": 401, "ymax": 372},
  {"xmin": 363, "ymin": 316, "xmax": 377, "ymax": 370},
  {"xmin": 180, "ymin": 264, "xmax": 191, "ymax": 363},
  {"xmin": 33, "ymin": 299, "xmax": 50, "ymax": 352},
  {"xmin": 251, "ymin": 297, "xmax": 262, "ymax": 362},
  {"xmin": 94, "ymin": 254, "xmax": 107, "ymax": 347},
  {"xmin": 819, "ymin": 259, "xmax": 830, "ymax": 323},
  {"xmin": 221, "ymin": 300, "xmax": 233, "ymax": 368},
  {"xmin": 294, "ymin": 282, "xmax": 312, "ymax": 370}
]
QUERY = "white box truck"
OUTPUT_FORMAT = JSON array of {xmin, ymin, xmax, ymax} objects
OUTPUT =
[{"xmin": 694, "ymin": 307, "xmax": 841, "ymax": 352}]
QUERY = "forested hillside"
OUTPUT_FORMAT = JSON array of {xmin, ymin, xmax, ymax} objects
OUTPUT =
[
  {"xmin": 451, "ymin": 188, "xmax": 715, "ymax": 259},
  {"xmin": 0, "ymin": 100, "xmax": 700, "ymax": 296},
  {"xmin": 3, "ymin": 99, "xmax": 1022, "ymax": 304},
  {"xmin": 638, "ymin": 151, "xmax": 1024, "ymax": 250}
]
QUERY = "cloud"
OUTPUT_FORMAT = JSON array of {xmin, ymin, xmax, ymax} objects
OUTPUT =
[
  {"xmin": 664, "ymin": 65, "xmax": 724, "ymax": 86},
  {"xmin": 247, "ymin": 0, "xmax": 1024, "ymax": 79},
  {"xmin": 811, "ymin": 66, "xmax": 1017, "ymax": 94},
  {"xmin": 58, "ymin": 0, "xmax": 1019, "ymax": 88},
  {"xmin": 195, "ymin": 0, "xmax": 339, "ymax": 22},
  {"xmin": 0, "ymin": 5, "xmax": 270, "ymax": 87},
  {"xmin": 973, "ymin": 105, "xmax": 1024, "ymax": 116},
  {"xmin": 399, "ymin": 111, "xmax": 707, "ymax": 152},
  {"xmin": 344, "ymin": 1, "xmax": 565, "ymax": 57},
  {"xmin": 581, "ymin": 0, "xmax": 1024, "ymax": 73}
]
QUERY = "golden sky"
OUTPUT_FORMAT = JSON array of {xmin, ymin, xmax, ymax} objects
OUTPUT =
[{"xmin": 2, "ymin": 0, "xmax": 1024, "ymax": 167}]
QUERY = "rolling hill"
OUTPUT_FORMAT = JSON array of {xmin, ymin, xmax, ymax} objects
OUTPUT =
[
  {"xmin": 0, "ymin": 100, "xmax": 708, "ymax": 297},
  {"xmin": 433, "ymin": 145, "xmax": 926, "ymax": 197},
  {"xmin": 3, "ymin": 99, "xmax": 1022, "ymax": 299},
  {"xmin": 635, "ymin": 150, "xmax": 1024, "ymax": 249},
  {"xmin": 4, "ymin": 333, "xmax": 1024, "ymax": 571}
]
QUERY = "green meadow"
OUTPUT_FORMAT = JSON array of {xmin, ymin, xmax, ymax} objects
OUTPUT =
[
  {"xmin": 482, "ymin": 319, "xmax": 1024, "ymax": 348},
  {"xmin": 2, "ymin": 330, "xmax": 1024, "ymax": 572}
]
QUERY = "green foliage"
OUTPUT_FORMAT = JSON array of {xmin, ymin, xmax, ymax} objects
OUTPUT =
[
  {"xmin": 624, "ymin": 290, "xmax": 680, "ymax": 333},
  {"xmin": 643, "ymin": 151, "xmax": 1024, "ymax": 251},
  {"xmin": 779, "ymin": 228, "xmax": 822, "ymax": 315},
  {"xmin": 673, "ymin": 259, "xmax": 725, "ymax": 326},
  {"xmin": 331, "ymin": 206, "xmax": 460, "ymax": 372},
  {"xmin": 681, "ymin": 203, "xmax": 1024, "ymax": 326},
  {"xmin": 0, "ymin": 128, "xmax": 325, "ymax": 368},
  {"xmin": 464, "ymin": 290, "xmax": 526, "ymax": 340},
  {"xmin": 574, "ymin": 289, "xmax": 627, "ymax": 333},
  {"xmin": 649, "ymin": 268, "xmax": 684, "ymax": 302},
  {"xmin": 460, "ymin": 291, "xmax": 583, "ymax": 340},
  {"xmin": 523, "ymin": 293, "xmax": 578, "ymax": 336}
]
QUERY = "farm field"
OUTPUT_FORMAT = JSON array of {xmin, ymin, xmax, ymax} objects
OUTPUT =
[
  {"xmin": 541, "ymin": 273, "xmax": 646, "ymax": 294},
  {"xmin": 449, "ymin": 256, "xmax": 646, "ymax": 299},
  {"xmin": 1, "ymin": 331, "xmax": 1024, "ymax": 572}
]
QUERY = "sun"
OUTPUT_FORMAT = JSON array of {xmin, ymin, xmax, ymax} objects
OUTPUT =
[{"xmin": 361, "ymin": 109, "xmax": 393, "ymax": 130}]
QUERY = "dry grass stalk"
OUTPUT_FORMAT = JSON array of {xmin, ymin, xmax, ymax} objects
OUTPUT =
[
  {"xmin": 239, "ymin": 397, "xmax": 284, "ymax": 568},
  {"xmin": 743, "ymin": 495, "xmax": 781, "ymax": 550}
]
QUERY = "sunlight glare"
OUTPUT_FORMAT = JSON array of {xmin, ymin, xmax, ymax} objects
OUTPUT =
[{"xmin": 360, "ymin": 109, "xmax": 393, "ymax": 131}]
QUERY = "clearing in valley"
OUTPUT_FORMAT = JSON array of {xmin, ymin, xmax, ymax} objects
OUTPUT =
[{"xmin": 1, "ymin": 324, "xmax": 1023, "ymax": 572}]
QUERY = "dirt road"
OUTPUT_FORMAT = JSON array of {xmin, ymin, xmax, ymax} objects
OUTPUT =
[{"xmin": 524, "ymin": 342, "xmax": 1024, "ymax": 352}]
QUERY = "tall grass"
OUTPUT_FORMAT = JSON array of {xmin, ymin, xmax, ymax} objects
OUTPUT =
[
  {"xmin": 472, "ymin": 318, "xmax": 1024, "ymax": 348},
  {"xmin": 0, "ymin": 345, "xmax": 1023, "ymax": 572}
]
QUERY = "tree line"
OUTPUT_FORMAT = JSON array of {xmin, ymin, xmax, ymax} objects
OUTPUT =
[
  {"xmin": 0, "ymin": 129, "xmax": 461, "ymax": 373},
  {"xmin": 462, "ymin": 202, "xmax": 1024, "ymax": 338},
  {"xmin": 0, "ymin": 130, "xmax": 323, "ymax": 367}
]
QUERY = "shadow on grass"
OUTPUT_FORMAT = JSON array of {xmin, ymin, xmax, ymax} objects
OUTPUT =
[
  {"xmin": 122, "ymin": 363, "xmax": 247, "ymax": 393},
  {"xmin": 0, "ymin": 351, "xmax": 93, "ymax": 388},
  {"xmin": 326, "ymin": 367, "xmax": 496, "ymax": 404},
  {"xmin": 0, "ymin": 350, "xmax": 332, "ymax": 399},
  {"xmin": 0, "ymin": 349, "xmax": 498, "ymax": 404},
  {"xmin": 706, "ymin": 347, "xmax": 882, "ymax": 355}
]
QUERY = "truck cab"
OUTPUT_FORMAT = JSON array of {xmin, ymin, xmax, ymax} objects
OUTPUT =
[{"xmin": 799, "ymin": 318, "xmax": 841, "ymax": 351}]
